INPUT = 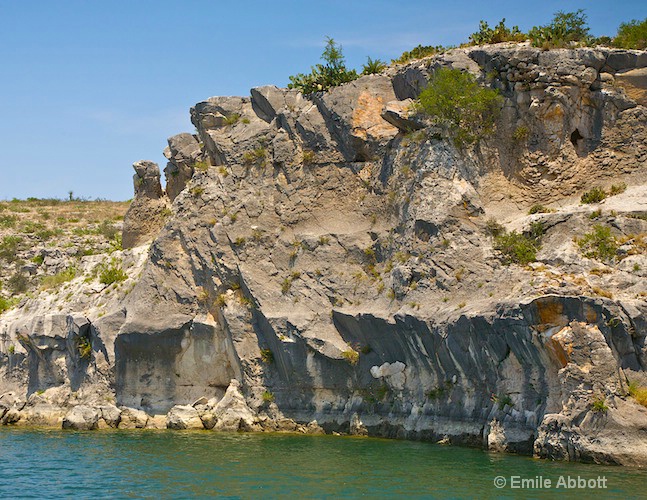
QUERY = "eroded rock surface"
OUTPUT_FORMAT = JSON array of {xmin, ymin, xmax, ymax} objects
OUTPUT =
[{"xmin": 1, "ymin": 44, "xmax": 646, "ymax": 466}]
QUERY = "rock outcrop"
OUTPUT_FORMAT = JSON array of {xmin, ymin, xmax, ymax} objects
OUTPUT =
[
  {"xmin": 122, "ymin": 160, "xmax": 170, "ymax": 249},
  {"xmin": 1, "ymin": 43, "xmax": 646, "ymax": 466}
]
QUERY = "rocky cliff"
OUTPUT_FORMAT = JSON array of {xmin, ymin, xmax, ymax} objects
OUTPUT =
[{"xmin": 1, "ymin": 42, "xmax": 647, "ymax": 466}]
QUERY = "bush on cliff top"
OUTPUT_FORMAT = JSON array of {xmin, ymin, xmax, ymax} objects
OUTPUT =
[
  {"xmin": 469, "ymin": 18, "xmax": 526, "ymax": 45},
  {"xmin": 417, "ymin": 68, "xmax": 503, "ymax": 146},
  {"xmin": 613, "ymin": 18, "xmax": 647, "ymax": 49},
  {"xmin": 529, "ymin": 10, "xmax": 591, "ymax": 48},
  {"xmin": 288, "ymin": 37, "xmax": 358, "ymax": 95}
]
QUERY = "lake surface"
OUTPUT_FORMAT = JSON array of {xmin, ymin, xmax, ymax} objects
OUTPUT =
[{"xmin": 0, "ymin": 428, "xmax": 644, "ymax": 498}]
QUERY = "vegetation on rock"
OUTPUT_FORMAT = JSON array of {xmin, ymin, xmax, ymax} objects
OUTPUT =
[
  {"xmin": 528, "ymin": 10, "xmax": 591, "ymax": 48},
  {"xmin": 288, "ymin": 37, "xmax": 359, "ymax": 95},
  {"xmin": 577, "ymin": 225, "xmax": 618, "ymax": 262},
  {"xmin": 361, "ymin": 57, "xmax": 387, "ymax": 75},
  {"xmin": 469, "ymin": 19, "xmax": 525, "ymax": 45},
  {"xmin": 613, "ymin": 18, "xmax": 647, "ymax": 49},
  {"xmin": 392, "ymin": 45, "xmax": 444, "ymax": 65},
  {"xmin": 493, "ymin": 222, "xmax": 545, "ymax": 265},
  {"xmin": 417, "ymin": 68, "xmax": 502, "ymax": 146}
]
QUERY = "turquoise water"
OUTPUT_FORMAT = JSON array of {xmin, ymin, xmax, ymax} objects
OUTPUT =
[{"xmin": 0, "ymin": 429, "xmax": 644, "ymax": 498}]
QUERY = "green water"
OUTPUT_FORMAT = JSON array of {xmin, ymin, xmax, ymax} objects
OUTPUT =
[{"xmin": 0, "ymin": 428, "xmax": 643, "ymax": 498}]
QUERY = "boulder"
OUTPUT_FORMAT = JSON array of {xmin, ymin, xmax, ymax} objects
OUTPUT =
[
  {"xmin": 305, "ymin": 420, "xmax": 325, "ymax": 435},
  {"xmin": 118, "ymin": 407, "xmax": 149, "ymax": 429},
  {"xmin": 166, "ymin": 405, "xmax": 204, "ymax": 430},
  {"xmin": 381, "ymin": 99, "xmax": 424, "ymax": 132},
  {"xmin": 62, "ymin": 405, "xmax": 100, "ymax": 430},
  {"xmin": 212, "ymin": 380, "xmax": 256, "ymax": 432},
  {"xmin": 99, "ymin": 405, "xmax": 121, "ymax": 428}
]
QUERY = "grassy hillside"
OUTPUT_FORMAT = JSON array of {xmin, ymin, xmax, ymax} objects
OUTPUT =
[{"xmin": 0, "ymin": 199, "xmax": 130, "ymax": 313}]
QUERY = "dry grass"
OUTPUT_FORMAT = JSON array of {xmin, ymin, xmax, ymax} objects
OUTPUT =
[{"xmin": 628, "ymin": 381, "xmax": 647, "ymax": 408}]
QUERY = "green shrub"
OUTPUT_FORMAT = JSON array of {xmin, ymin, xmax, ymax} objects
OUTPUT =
[
  {"xmin": 529, "ymin": 10, "xmax": 591, "ymax": 48},
  {"xmin": 288, "ymin": 37, "xmax": 358, "ymax": 95},
  {"xmin": 98, "ymin": 220, "xmax": 119, "ymax": 240},
  {"xmin": 581, "ymin": 186, "xmax": 606, "ymax": 204},
  {"xmin": 302, "ymin": 150, "xmax": 316, "ymax": 165},
  {"xmin": 7, "ymin": 272, "xmax": 28, "ymax": 294},
  {"xmin": 497, "ymin": 394, "xmax": 514, "ymax": 410},
  {"xmin": 512, "ymin": 125, "xmax": 530, "ymax": 141},
  {"xmin": 361, "ymin": 57, "xmax": 386, "ymax": 75},
  {"xmin": 41, "ymin": 267, "xmax": 77, "ymax": 290},
  {"xmin": 417, "ymin": 68, "xmax": 503, "ymax": 146},
  {"xmin": 577, "ymin": 224, "xmax": 618, "ymax": 262},
  {"xmin": 0, "ymin": 214, "xmax": 17, "ymax": 228},
  {"xmin": 0, "ymin": 236, "xmax": 23, "ymax": 263},
  {"xmin": 392, "ymin": 44, "xmax": 444, "ymax": 64},
  {"xmin": 528, "ymin": 204, "xmax": 552, "ymax": 215},
  {"xmin": 77, "ymin": 336, "xmax": 92, "ymax": 359},
  {"xmin": 262, "ymin": 390, "xmax": 275, "ymax": 403},
  {"xmin": 494, "ymin": 230, "xmax": 540, "ymax": 265},
  {"xmin": 469, "ymin": 19, "xmax": 525, "ymax": 45},
  {"xmin": 260, "ymin": 348, "xmax": 274, "ymax": 364},
  {"xmin": 341, "ymin": 349, "xmax": 359, "ymax": 366},
  {"xmin": 613, "ymin": 18, "xmax": 647, "ymax": 49},
  {"xmin": 222, "ymin": 113, "xmax": 240, "ymax": 126},
  {"xmin": 99, "ymin": 261, "xmax": 128, "ymax": 285},
  {"xmin": 609, "ymin": 183, "xmax": 627, "ymax": 196},
  {"xmin": 0, "ymin": 296, "xmax": 18, "ymax": 315},
  {"xmin": 193, "ymin": 160, "xmax": 209, "ymax": 172}
]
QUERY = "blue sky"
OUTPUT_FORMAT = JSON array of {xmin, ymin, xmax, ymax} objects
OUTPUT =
[{"xmin": 1, "ymin": 0, "xmax": 644, "ymax": 200}]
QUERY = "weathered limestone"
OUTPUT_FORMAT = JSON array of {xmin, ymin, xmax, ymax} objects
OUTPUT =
[
  {"xmin": 122, "ymin": 160, "xmax": 170, "ymax": 249},
  {"xmin": 166, "ymin": 405, "xmax": 203, "ymax": 429},
  {"xmin": 62, "ymin": 405, "xmax": 100, "ymax": 430},
  {"xmin": 1, "ymin": 44, "xmax": 646, "ymax": 467},
  {"xmin": 118, "ymin": 407, "xmax": 149, "ymax": 429}
]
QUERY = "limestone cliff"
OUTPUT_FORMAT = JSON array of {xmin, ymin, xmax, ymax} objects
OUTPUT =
[{"xmin": 2, "ymin": 43, "xmax": 647, "ymax": 466}]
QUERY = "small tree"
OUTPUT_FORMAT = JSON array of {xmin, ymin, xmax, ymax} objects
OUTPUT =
[
  {"xmin": 288, "ymin": 37, "xmax": 358, "ymax": 95},
  {"xmin": 417, "ymin": 68, "xmax": 503, "ymax": 146}
]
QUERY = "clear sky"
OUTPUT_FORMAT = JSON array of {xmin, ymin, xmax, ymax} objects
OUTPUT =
[{"xmin": 1, "ymin": 0, "xmax": 644, "ymax": 200}]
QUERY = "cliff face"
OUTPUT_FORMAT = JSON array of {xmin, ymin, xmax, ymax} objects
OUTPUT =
[{"xmin": 2, "ymin": 43, "xmax": 647, "ymax": 465}]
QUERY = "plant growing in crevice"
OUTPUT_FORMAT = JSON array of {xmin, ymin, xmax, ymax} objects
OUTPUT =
[
  {"xmin": 341, "ymin": 348, "xmax": 359, "ymax": 366},
  {"xmin": 99, "ymin": 259, "xmax": 128, "ymax": 285},
  {"xmin": 260, "ymin": 348, "xmax": 274, "ymax": 364},
  {"xmin": 591, "ymin": 395, "xmax": 609, "ymax": 413},
  {"xmin": 77, "ymin": 335, "xmax": 92, "ymax": 360},
  {"xmin": 222, "ymin": 113, "xmax": 240, "ymax": 126}
]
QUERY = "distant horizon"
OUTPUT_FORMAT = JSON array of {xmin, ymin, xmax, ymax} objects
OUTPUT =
[{"xmin": 1, "ymin": 0, "xmax": 644, "ymax": 201}]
